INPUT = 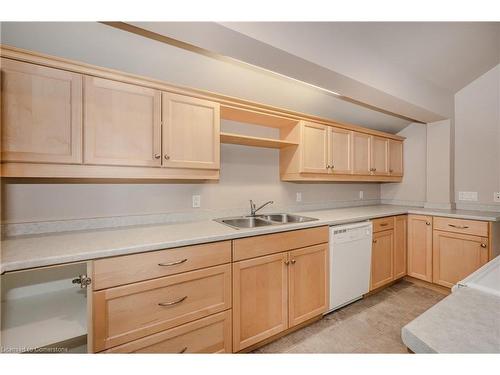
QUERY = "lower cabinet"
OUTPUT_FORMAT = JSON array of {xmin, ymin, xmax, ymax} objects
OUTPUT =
[
  {"xmin": 105, "ymin": 310, "xmax": 232, "ymax": 353},
  {"xmin": 288, "ymin": 244, "xmax": 329, "ymax": 327},
  {"xmin": 370, "ymin": 229, "xmax": 394, "ymax": 290},
  {"xmin": 407, "ymin": 215, "xmax": 433, "ymax": 282},
  {"xmin": 232, "ymin": 252, "xmax": 289, "ymax": 352},
  {"xmin": 370, "ymin": 215, "xmax": 406, "ymax": 291},
  {"xmin": 93, "ymin": 264, "xmax": 231, "ymax": 352},
  {"xmin": 232, "ymin": 243, "xmax": 328, "ymax": 352},
  {"xmin": 433, "ymin": 231, "xmax": 489, "ymax": 288}
]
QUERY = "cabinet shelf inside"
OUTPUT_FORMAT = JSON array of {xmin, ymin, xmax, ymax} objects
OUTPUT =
[{"xmin": 220, "ymin": 132, "xmax": 298, "ymax": 149}]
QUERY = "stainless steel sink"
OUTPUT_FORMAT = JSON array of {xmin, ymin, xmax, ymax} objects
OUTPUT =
[
  {"xmin": 214, "ymin": 213, "xmax": 318, "ymax": 229},
  {"xmin": 257, "ymin": 213, "xmax": 317, "ymax": 224},
  {"xmin": 215, "ymin": 217, "xmax": 275, "ymax": 229}
]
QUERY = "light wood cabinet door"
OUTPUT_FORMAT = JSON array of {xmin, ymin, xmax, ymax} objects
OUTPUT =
[
  {"xmin": 352, "ymin": 132, "xmax": 371, "ymax": 175},
  {"xmin": 389, "ymin": 140, "xmax": 403, "ymax": 176},
  {"xmin": 371, "ymin": 136, "xmax": 389, "ymax": 175},
  {"xmin": 84, "ymin": 76, "xmax": 161, "ymax": 167},
  {"xmin": 370, "ymin": 229, "xmax": 394, "ymax": 290},
  {"xmin": 329, "ymin": 127, "xmax": 352, "ymax": 174},
  {"xmin": 288, "ymin": 244, "xmax": 329, "ymax": 327},
  {"xmin": 433, "ymin": 231, "xmax": 489, "ymax": 288},
  {"xmin": 393, "ymin": 215, "xmax": 407, "ymax": 279},
  {"xmin": 1, "ymin": 58, "xmax": 82, "ymax": 164},
  {"xmin": 407, "ymin": 215, "xmax": 433, "ymax": 282},
  {"xmin": 162, "ymin": 92, "xmax": 220, "ymax": 170},
  {"xmin": 232, "ymin": 252, "xmax": 288, "ymax": 352},
  {"xmin": 300, "ymin": 122, "xmax": 329, "ymax": 173}
]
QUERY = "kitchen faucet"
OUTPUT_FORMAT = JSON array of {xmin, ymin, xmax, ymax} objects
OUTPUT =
[{"xmin": 249, "ymin": 200, "xmax": 274, "ymax": 216}]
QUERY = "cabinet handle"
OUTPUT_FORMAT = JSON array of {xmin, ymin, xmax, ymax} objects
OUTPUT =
[
  {"xmin": 154, "ymin": 153, "xmax": 161, "ymax": 159},
  {"xmin": 326, "ymin": 165, "xmax": 331, "ymax": 169},
  {"xmin": 481, "ymin": 243, "xmax": 487, "ymax": 248},
  {"xmin": 426, "ymin": 222, "xmax": 431, "ymax": 225},
  {"xmin": 284, "ymin": 260, "xmax": 290, "ymax": 265},
  {"xmin": 380, "ymin": 223, "xmax": 388, "ymax": 227},
  {"xmin": 178, "ymin": 347, "xmax": 188, "ymax": 354},
  {"xmin": 291, "ymin": 259, "xmax": 296, "ymax": 264},
  {"xmin": 164, "ymin": 155, "xmax": 170, "ymax": 160},
  {"xmin": 389, "ymin": 169, "xmax": 394, "ymax": 173},
  {"xmin": 373, "ymin": 239, "xmax": 377, "ymax": 243},
  {"xmin": 158, "ymin": 296, "xmax": 188, "ymax": 307},
  {"xmin": 448, "ymin": 224, "xmax": 469, "ymax": 229},
  {"xmin": 158, "ymin": 258, "xmax": 188, "ymax": 267}
]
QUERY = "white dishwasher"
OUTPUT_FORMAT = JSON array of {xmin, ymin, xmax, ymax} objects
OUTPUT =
[{"xmin": 327, "ymin": 221, "xmax": 373, "ymax": 313}]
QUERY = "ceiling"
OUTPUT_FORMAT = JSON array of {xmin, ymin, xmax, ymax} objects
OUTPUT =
[
  {"xmin": 119, "ymin": 21, "xmax": 499, "ymax": 133},
  {"xmin": 220, "ymin": 22, "xmax": 500, "ymax": 94}
]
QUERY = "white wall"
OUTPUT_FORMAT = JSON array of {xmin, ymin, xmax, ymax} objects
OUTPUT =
[
  {"xmin": 2, "ymin": 122, "xmax": 380, "ymax": 224},
  {"xmin": 380, "ymin": 123, "xmax": 427, "ymax": 206},
  {"xmin": 454, "ymin": 64, "xmax": 500, "ymax": 210},
  {"xmin": 425, "ymin": 119, "xmax": 452, "ymax": 209}
]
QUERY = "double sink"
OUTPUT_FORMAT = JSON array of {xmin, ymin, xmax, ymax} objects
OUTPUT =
[{"xmin": 215, "ymin": 213, "xmax": 318, "ymax": 229}]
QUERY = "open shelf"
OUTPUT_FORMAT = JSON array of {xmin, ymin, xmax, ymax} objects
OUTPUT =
[
  {"xmin": 220, "ymin": 132, "xmax": 299, "ymax": 149},
  {"xmin": 1, "ymin": 263, "xmax": 88, "ymax": 352}
]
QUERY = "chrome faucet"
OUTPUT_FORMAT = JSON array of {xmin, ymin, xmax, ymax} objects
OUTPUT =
[{"xmin": 249, "ymin": 200, "xmax": 274, "ymax": 216}]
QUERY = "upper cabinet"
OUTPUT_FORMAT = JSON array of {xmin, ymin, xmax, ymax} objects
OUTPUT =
[
  {"xmin": 329, "ymin": 127, "xmax": 352, "ymax": 175},
  {"xmin": 300, "ymin": 122, "xmax": 329, "ymax": 173},
  {"xmin": 84, "ymin": 76, "xmax": 162, "ymax": 167},
  {"xmin": 389, "ymin": 140, "xmax": 403, "ymax": 176},
  {"xmin": 352, "ymin": 132, "xmax": 371, "ymax": 175},
  {"xmin": 1, "ymin": 58, "xmax": 83, "ymax": 164},
  {"xmin": 370, "ymin": 136, "xmax": 389, "ymax": 175},
  {"xmin": 280, "ymin": 120, "xmax": 404, "ymax": 182},
  {"xmin": 162, "ymin": 93, "xmax": 220, "ymax": 170},
  {"xmin": 1, "ymin": 48, "xmax": 404, "ymax": 182}
]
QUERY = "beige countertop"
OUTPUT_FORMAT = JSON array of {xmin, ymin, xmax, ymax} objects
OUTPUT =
[
  {"xmin": 402, "ymin": 287, "xmax": 500, "ymax": 353},
  {"xmin": 2, "ymin": 204, "xmax": 500, "ymax": 273}
]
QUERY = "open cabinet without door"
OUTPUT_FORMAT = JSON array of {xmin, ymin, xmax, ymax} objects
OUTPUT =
[{"xmin": 1, "ymin": 262, "xmax": 92, "ymax": 353}]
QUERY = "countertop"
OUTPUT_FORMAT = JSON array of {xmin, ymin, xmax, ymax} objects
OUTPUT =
[
  {"xmin": 2, "ymin": 204, "xmax": 500, "ymax": 273},
  {"xmin": 401, "ymin": 287, "xmax": 500, "ymax": 353}
]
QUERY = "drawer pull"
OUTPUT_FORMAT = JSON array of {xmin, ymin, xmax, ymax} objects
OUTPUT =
[
  {"xmin": 158, "ymin": 296, "xmax": 188, "ymax": 307},
  {"xmin": 158, "ymin": 258, "xmax": 188, "ymax": 267},
  {"xmin": 481, "ymin": 243, "xmax": 487, "ymax": 248},
  {"xmin": 380, "ymin": 223, "xmax": 388, "ymax": 227},
  {"xmin": 178, "ymin": 346, "xmax": 188, "ymax": 354},
  {"xmin": 448, "ymin": 224, "xmax": 469, "ymax": 229}
]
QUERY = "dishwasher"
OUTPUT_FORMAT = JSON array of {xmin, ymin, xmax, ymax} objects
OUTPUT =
[{"xmin": 327, "ymin": 221, "xmax": 373, "ymax": 313}]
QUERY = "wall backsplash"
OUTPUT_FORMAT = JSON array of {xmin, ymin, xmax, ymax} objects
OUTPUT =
[{"xmin": 1, "ymin": 121, "xmax": 381, "ymax": 236}]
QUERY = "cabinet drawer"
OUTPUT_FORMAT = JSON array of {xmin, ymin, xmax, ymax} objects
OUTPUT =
[
  {"xmin": 233, "ymin": 226, "xmax": 328, "ymax": 261},
  {"xmin": 372, "ymin": 216, "xmax": 395, "ymax": 233},
  {"xmin": 433, "ymin": 217, "xmax": 488, "ymax": 237},
  {"xmin": 93, "ymin": 264, "xmax": 231, "ymax": 352},
  {"xmin": 105, "ymin": 310, "xmax": 232, "ymax": 353},
  {"xmin": 93, "ymin": 241, "xmax": 231, "ymax": 290}
]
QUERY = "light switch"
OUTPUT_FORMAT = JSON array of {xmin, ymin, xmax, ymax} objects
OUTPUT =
[{"xmin": 296, "ymin": 192, "xmax": 302, "ymax": 202}]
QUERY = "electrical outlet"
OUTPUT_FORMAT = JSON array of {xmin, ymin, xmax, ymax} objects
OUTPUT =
[
  {"xmin": 359, "ymin": 191, "xmax": 364, "ymax": 200},
  {"xmin": 192, "ymin": 195, "xmax": 201, "ymax": 208},
  {"xmin": 296, "ymin": 192, "xmax": 302, "ymax": 202},
  {"xmin": 494, "ymin": 192, "xmax": 500, "ymax": 203},
  {"xmin": 458, "ymin": 191, "xmax": 478, "ymax": 201}
]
